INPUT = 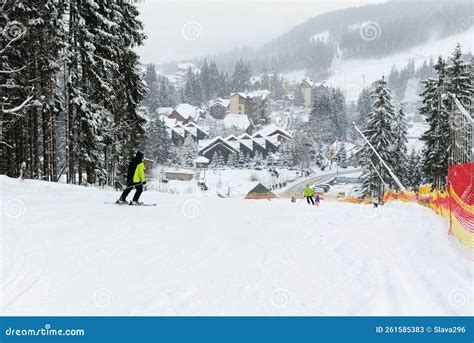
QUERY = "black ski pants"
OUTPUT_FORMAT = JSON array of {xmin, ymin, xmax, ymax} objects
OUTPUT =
[
  {"xmin": 306, "ymin": 196, "xmax": 314, "ymax": 205},
  {"xmin": 120, "ymin": 183, "xmax": 143, "ymax": 202}
]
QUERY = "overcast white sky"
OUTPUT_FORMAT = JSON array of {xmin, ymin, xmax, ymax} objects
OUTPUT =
[{"xmin": 136, "ymin": 0, "xmax": 384, "ymax": 64}]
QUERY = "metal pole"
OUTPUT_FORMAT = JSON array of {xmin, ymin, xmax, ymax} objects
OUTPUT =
[{"xmin": 353, "ymin": 122, "xmax": 406, "ymax": 192}]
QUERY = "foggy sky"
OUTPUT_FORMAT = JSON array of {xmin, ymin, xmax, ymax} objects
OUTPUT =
[{"xmin": 136, "ymin": 0, "xmax": 384, "ymax": 64}]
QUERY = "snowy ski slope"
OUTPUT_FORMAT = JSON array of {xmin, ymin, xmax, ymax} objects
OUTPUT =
[{"xmin": 1, "ymin": 176, "xmax": 472, "ymax": 316}]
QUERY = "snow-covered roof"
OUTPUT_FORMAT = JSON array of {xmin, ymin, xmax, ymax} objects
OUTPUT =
[
  {"xmin": 223, "ymin": 113, "xmax": 252, "ymax": 130},
  {"xmin": 198, "ymin": 136, "xmax": 223, "ymax": 152},
  {"xmin": 232, "ymin": 89, "xmax": 271, "ymax": 100},
  {"xmin": 299, "ymin": 77, "xmax": 315, "ymax": 88},
  {"xmin": 174, "ymin": 103, "xmax": 202, "ymax": 121},
  {"xmin": 159, "ymin": 115, "xmax": 177, "ymax": 127},
  {"xmin": 172, "ymin": 124, "xmax": 185, "ymax": 137},
  {"xmin": 157, "ymin": 107, "xmax": 173, "ymax": 116},
  {"xmin": 239, "ymin": 133, "xmax": 252, "ymax": 140},
  {"xmin": 194, "ymin": 156, "xmax": 209, "ymax": 164},
  {"xmin": 265, "ymin": 135, "xmax": 281, "ymax": 148},
  {"xmin": 240, "ymin": 139, "xmax": 254, "ymax": 151},
  {"xmin": 209, "ymin": 98, "xmax": 230, "ymax": 108},
  {"xmin": 253, "ymin": 137, "xmax": 266, "ymax": 149},
  {"xmin": 164, "ymin": 167, "xmax": 194, "ymax": 175},
  {"xmin": 199, "ymin": 136, "xmax": 237, "ymax": 155},
  {"xmin": 254, "ymin": 124, "xmax": 292, "ymax": 139}
]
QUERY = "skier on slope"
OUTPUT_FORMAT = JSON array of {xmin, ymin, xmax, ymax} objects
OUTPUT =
[
  {"xmin": 117, "ymin": 151, "xmax": 146, "ymax": 205},
  {"xmin": 315, "ymin": 194, "xmax": 321, "ymax": 206},
  {"xmin": 303, "ymin": 184, "xmax": 314, "ymax": 205}
]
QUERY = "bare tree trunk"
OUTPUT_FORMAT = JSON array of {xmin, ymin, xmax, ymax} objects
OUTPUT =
[{"xmin": 50, "ymin": 112, "xmax": 57, "ymax": 181}]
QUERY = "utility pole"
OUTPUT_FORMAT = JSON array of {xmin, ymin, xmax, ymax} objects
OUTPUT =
[{"xmin": 353, "ymin": 122, "xmax": 406, "ymax": 192}]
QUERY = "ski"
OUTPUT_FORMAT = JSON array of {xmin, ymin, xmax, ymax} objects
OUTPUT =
[
  {"xmin": 104, "ymin": 202, "xmax": 157, "ymax": 206},
  {"xmin": 129, "ymin": 202, "xmax": 157, "ymax": 206}
]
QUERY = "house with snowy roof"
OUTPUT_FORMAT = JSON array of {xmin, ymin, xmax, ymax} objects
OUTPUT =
[
  {"xmin": 229, "ymin": 90, "xmax": 271, "ymax": 123},
  {"xmin": 297, "ymin": 78, "xmax": 329, "ymax": 107},
  {"xmin": 208, "ymin": 98, "xmax": 230, "ymax": 119},
  {"xmin": 169, "ymin": 103, "xmax": 205, "ymax": 124},
  {"xmin": 197, "ymin": 124, "xmax": 292, "ymax": 163},
  {"xmin": 223, "ymin": 113, "xmax": 255, "ymax": 135},
  {"xmin": 156, "ymin": 107, "xmax": 174, "ymax": 117},
  {"xmin": 253, "ymin": 123, "xmax": 292, "ymax": 142},
  {"xmin": 159, "ymin": 114, "xmax": 208, "ymax": 145},
  {"xmin": 198, "ymin": 137, "xmax": 238, "ymax": 164}
]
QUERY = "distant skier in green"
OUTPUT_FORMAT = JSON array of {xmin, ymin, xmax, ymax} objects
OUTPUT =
[{"xmin": 303, "ymin": 184, "xmax": 314, "ymax": 205}]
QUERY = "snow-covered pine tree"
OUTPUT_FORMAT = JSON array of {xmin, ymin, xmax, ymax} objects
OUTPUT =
[
  {"xmin": 266, "ymin": 153, "xmax": 275, "ymax": 167},
  {"xmin": 182, "ymin": 135, "xmax": 198, "ymax": 168},
  {"xmin": 65, "ymin": 0, "xmax": 119, "ymax": 185},
  {"xmin": 216, "ymin": 152, "xmax": 225, "ymax": 168},
  {"xmin": 227, "ymin": 152, "xmax": 237, "ymax": 168},
  {"xmin": 143, "ymin": 64, "xmax": 160, "ymax": 113},
  {"xmin": 307, "ymin": 93, "xmax": 336, "ymax": 144},
  {"xmin": 199, "ymin": 59, "xmax": 211, "ymax": 102},
  {"xmin": 209, "ymin": 152, "xmax": 219, "ymax": 169},
  {"xmin": 231, "ymin": 59, "xmax": 251, "ymax": 92},
  {"xmin": 208, "ymin": 61, "xmax": 223, "ymax": 98},
  {"xmin": 360, "ymin": 76, "xmax": 397, "ymax": 199},
  {"xmin": 356, "ymin": 87, "xmax": 373, "ymax": 130},
  {"xmin": 145, "ymin": 117, "xmax": 172, "ymax": 165},
  {"xmin": 218, "ymin": 71, "xmax": 231, "ymax": 98},
  {"xmin": 419, "ymin": 56, "xmax": 450, "ymax": 189},
  {"xmin": 333, "ymin": 89, "xmax": 348, "ymax": 140},
  {"xmin": 338, "ymin": 142, "xmax": 348, "ymax": 168},
  {"xmin": 446, "ymin": 44, "xmax": 472, "ymax": 164},
  {"xmin": 391, "ymin": 107, "xmax": 409, "ymax": 187},
  {"xmin": 278, "ymin": 140, "xmax": 295, "ymax": 167},
  {"xmin": 406, "ymin": 149, "xmax": 423, "ymax": 191},
  {"xmin": 105, "ymin": 1, "xmax": 147, "ymax": 188},
  {"xmin": 1, "ymin": 1, "xmax": 65, "ymax": 180},
  {"xmin": 447, "ymin": 44, "xmax": 472, "ymax": 109}
]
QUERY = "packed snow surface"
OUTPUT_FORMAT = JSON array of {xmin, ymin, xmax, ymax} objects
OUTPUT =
[{"xmin": 1, "ymin": 176, "xmax": 472, "ymax": 316}]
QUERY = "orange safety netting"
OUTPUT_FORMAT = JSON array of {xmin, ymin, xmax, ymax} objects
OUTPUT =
[{"xmin": 383, "ymin": 162, "xmax": 474, "ymax": 249}]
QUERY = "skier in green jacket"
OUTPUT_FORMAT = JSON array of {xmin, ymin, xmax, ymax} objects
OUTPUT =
[
  {"xmin": 117, "ymin": 151, "xmax": 146, "ymax": 205},
  {"xmin": 303, "ymin": 184, "xmax": 314, "ymax": 205}
]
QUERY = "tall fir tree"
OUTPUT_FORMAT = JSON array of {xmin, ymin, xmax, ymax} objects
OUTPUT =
[
  {"xmin": 392, "ymin": 107, "xmax": 409, "ymax": 186},
  {"xmin": 419, "ymin": 56, "xmax": 450, "ymax": 189},
  {"xmin": 447, "ymin": 44, "xmax": 472, "ymax": 108},
  {"xmin": 360, "ymin": 76, "xmax": 397, "ymax": 199},
  {"xmin": 231, "ymin": 59, "xmax": 251, "ymax": 92},
  {"xmin": 356, "ymin": 87, "xmax": 373, "ymax": 130},
  {"xmin": 145, "ymin": 117, "xmax": 172, "ymax": 165},
  {"xmin": 406, "ymin": 149, "xmax": 423, "ymax": 191}
]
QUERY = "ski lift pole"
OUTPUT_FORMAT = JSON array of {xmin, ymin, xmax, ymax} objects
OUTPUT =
[{"xmin": 352, "ymin": 122, "xmax": 406, "ymax": 192}]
